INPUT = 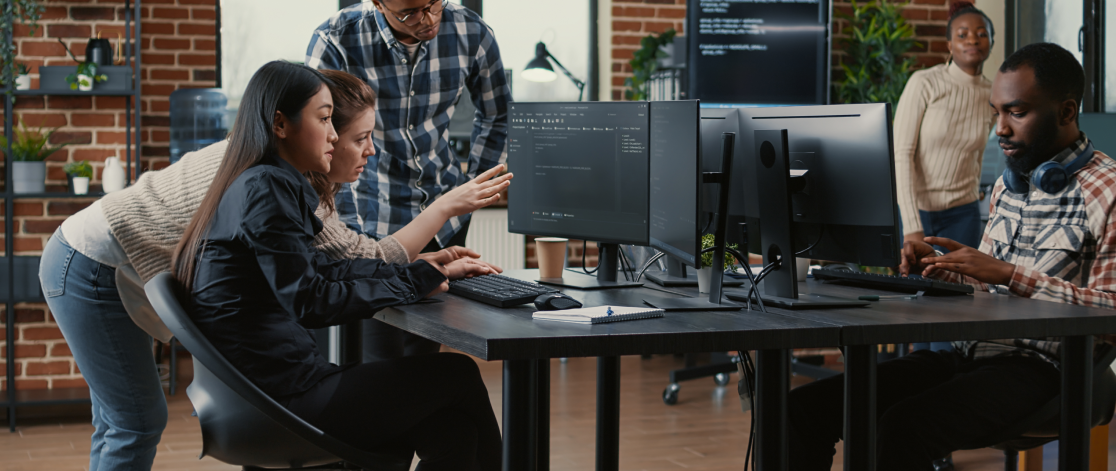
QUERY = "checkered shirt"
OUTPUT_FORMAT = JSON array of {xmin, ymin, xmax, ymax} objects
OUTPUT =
[
  {"xmin": 938, "ymin": 136, "xmax": 1116, "ymax": 364},
  {"xmin": 306, "ymin": 2, "xmax": 510, "ymax": 245}
]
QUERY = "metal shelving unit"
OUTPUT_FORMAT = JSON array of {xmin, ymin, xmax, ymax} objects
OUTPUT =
[{"xmin": 2, "ymin": 0, "xmax": 142, "ymax": 432}]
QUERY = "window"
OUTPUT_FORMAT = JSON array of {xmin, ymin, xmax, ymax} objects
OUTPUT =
[{"xmin": 219, "ymin": 0, "xmax": 339, "ymax": 112}]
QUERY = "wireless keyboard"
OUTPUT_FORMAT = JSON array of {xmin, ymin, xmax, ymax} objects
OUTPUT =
[
  {"xmin": 811, "ymin": 266, "xmax": 974, "ymax": 296},
  {"xmin": 448, "ymin": 274, "xmax": 561, "ymax": 308}
]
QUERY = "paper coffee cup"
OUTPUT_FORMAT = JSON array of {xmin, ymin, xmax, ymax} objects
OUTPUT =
[
  {"xmin": 796, "ymin": 257, "xmax": 810, "ymax": 282},
  {"xmin": 536, "ymin": 237, "xmax": 568, "ymax": 278}
]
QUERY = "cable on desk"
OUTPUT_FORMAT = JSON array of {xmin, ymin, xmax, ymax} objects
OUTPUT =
[
  {"xmin": 635, "ymin": 251, "xmax": 666, "ymax": 282},
  {"xmin": 727, "ymin": 247, "xmax": 769, "ymax": 313},
  {"xmin": 581, "ymin": 241, "xmax": 598, "ymax": 275},
  {"xmin": 795, "ymin": 225, "xmax": 824, "ymax": 256}
]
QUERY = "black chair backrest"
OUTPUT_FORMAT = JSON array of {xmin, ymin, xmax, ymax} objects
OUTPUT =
[
  {"xmin": 144, "ymin": 272, "xmax": 410, "ymax": 470},
  {"xmin": 989, "ymin": 342, "xmax": 1116, "ymax": 448}
]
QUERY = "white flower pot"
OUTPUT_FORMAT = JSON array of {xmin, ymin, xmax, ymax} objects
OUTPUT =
[
  {"xmin": 77, "ymin": 74, "xmax": 93, "ymax": 91},
  {"xmin": 71, "ymin": 177, "xmax": 90, "ymax": 195},
  {"xmin": 12, "ymin": 161, "xmax": 46, "ymax": 194},
  {"xmin": 696, "ymin": 267, "xmax": 713, "ymax": 294},
  {"xmin": 15, "ymin": 74, "xmax": 31, "ymax": 90}
]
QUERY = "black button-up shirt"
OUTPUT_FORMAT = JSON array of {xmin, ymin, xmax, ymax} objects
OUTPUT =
[{"xmin": 187, "ymin": 154, "xmax": 446, "ymax": 398}]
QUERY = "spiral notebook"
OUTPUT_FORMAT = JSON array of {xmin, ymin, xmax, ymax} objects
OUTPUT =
[{"xmin": 532, "ymin": 305, "xmax": 665, "ymax": 324}]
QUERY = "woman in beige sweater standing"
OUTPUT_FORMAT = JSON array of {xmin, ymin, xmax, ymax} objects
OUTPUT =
[
  {"xmin": 894, "ymin": 2, "xmax": 995, "ymax": 362},
  {"xmin": 896, "ymin": 2, "xmax": 995, "ymax": 254},
  {"xmin": 36, "ymin": 66, "xmax": 510, "ymax": 471}
]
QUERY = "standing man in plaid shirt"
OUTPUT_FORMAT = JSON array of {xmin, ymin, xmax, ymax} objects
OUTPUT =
[
  {"xmin": 306, "ymin": 0, "xmax": 510, "ymax": 361},
  {"xmin": 787, "ymin": 43, "xmax": 1116, "ymax": 470}
]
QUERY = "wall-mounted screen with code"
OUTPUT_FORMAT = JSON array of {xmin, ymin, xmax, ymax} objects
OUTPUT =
[{"xmin": 687, "ymin": 0, "xmax": 830, "ymax": 106}]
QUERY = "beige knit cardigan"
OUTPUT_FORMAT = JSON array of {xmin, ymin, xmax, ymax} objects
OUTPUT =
[{"xmin": 100, "ymin": 139, "xmax": 410, "ymax": 284}]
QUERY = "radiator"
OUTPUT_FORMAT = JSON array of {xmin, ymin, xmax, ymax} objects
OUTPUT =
[{"xmin": 465, "ymin": 208, "xmax": 525, "ymax": 270}]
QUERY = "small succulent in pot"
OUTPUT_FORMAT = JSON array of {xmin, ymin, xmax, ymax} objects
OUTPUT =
[
  {"xmin": 63, "ymin": 160, "xmax": 93, "ymax": 179},
  {"xmin": 57, "ymin": 39, "xmax": 108, "ymax": 91}
]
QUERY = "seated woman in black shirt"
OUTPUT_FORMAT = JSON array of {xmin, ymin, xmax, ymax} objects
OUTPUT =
[{"xmin": 171, "ymin": 61, "xmax": 501, "ymax": 471}]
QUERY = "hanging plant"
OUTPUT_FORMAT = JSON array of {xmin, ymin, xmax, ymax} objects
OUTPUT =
[
  {"xmin": 1, "ymin": 0, "xmax": 45, "ymax": 103},
  {"xmin": 832, "ymin": 1, "xmax": 919, "ymax": 112},
  {"xmin": 624, "ymin": 28, "xmax": 676, "ymax": 101}
]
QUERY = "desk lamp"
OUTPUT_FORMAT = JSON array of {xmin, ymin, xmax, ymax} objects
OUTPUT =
[{"xmin": 522, "ymin": 42, "xmax": 586, "ymax": 101}]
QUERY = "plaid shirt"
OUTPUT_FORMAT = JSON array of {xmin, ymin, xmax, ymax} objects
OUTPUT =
[
  {"xmin": 306, "ymin": 2, "xmax": 510, "ymax": 245},
  {"xmin": 940, "ymin": 136, "xmax": 1116, "ymax": 364}
]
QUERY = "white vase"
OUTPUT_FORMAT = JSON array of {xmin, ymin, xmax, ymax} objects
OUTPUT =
[
  {"xmin": 71, "ymin": 177, "xmax": 90, "ymax": 195},
  {"xmin": 102, "ymin": 157, "xmax": 126, "ymax": 192},
  {"xmin": 12, "ymin": 161, "xmax": 46, "ymax": 194},
  {"xmin": 696, "ymin": 267, "xmax": 713, "ymax": 294},
  {"xmin": 15, "ymin": 74, "xmax": 31, "ymax": 90},
  {"xmin": 77, "ymin": 74, "xmax": 93, "ymax": 91}
]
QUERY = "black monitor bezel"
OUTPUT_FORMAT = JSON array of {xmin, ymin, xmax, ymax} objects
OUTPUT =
[
  {"xmin": 648, "ymin": 100, "xmax": 702, "ymax": 269},
  {"xmin": 506, "ymin": 101, "xmax": 651, "ymax": 247}
]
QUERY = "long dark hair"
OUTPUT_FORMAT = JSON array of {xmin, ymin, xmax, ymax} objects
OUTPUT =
[
  {"xmin": 172, "ymin": 61, "xmax": 332, "ymax": 291},
  {"xmin": 306, "ymin": 69, "xmax": 378, "ymax": 216}
]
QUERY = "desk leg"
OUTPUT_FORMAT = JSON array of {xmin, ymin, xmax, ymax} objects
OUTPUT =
[
  {"xmin": 843, "ymin": 345, "xmax": 876, "ymax": 471},
  {"xmin": 1060, "ymin": 335, "xmax": 1093, "ymax": 470},
  {"xmin": 538, "ymin": 359, "xmax": 550, "ymax": 471},
  {"xmin": 503, "ymin": 360, "xmax": 539, "ymax": 471},
  {"xmin": 597, "ymin": 356, "xmax": 621, "ymax": 471},
  {"xmin": 755, "ymin": 349, "xmax": 789, "ymax": 471}
]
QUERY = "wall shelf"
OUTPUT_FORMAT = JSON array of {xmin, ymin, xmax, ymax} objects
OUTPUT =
[{"xmin": 2, "ymin": 0, "xmax": 143, "ymax": 432}]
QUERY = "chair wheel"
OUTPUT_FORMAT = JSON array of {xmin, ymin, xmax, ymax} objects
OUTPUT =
[
  {"xmin": 663, "ymin": 384, "xmax": 680, "ymax": 405},
  {"xmin": 714, "ymin": 372, "xmax": 731, "ymax": 386}
]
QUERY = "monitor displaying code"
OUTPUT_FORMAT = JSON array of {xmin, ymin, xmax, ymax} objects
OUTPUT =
[{"xmin": 687, "ymin": 0, "xmax": 830, "ymax": 106}]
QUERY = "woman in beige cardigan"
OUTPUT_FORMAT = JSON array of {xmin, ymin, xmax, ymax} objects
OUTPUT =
[{"xmin": 37, "ymin": 67, "xmax": 510, "ymax": 471}]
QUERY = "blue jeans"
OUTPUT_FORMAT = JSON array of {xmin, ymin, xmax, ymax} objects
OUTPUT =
[
  {"xmin": 911, "ymin": 201, "xmax": 982, "ymax": 353},
  {"xmin": 39, "ymin": 230, "xmax": 167, "ymax": 471}
]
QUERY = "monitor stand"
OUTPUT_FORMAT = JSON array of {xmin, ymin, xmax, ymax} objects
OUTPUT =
[
  {"xmin": 537, "ymin": 243, "xmax": 644, "ymax": 290},
  {"xmin": 643, "ymin": 132, "xmax": 742, "ymax": 312},
  {"xmin": 724, "ymin": 129, "xmax": 867, "ymax": 310},
  {"xmin": 644, "ymin": 257, "xmax": 745, "ymax": 287}
]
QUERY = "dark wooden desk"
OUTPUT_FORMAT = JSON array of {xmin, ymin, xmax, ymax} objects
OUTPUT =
[
  {"xmin": 377, "ymin": 271, "xmax": 1116, "ymax": 471},
  {"xmin": 375, "ymin": 270, "xmax": 840, "ymax": 471},
  {"xmin": 722, "ymin": 279, "xmax": 1116, "ymax": 471}
]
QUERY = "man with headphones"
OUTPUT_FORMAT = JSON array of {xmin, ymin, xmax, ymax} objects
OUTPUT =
[{"xmin": 786, "ymin": 42, "xmax": 1116, "ymax": 470}]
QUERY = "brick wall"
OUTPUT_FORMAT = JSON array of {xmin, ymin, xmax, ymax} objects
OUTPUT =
[
  {"xmin": 0, "ymin": 0, "xmax": 217, "ymax": 391},
  {"xmin": 609, "ymin": 0, "xmax": 953, "ymax": 101}
]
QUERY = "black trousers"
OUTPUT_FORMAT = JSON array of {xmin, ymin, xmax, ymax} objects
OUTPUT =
[
  {"xmin": 787, "ymin": 349, "xmax": 1060, "ymax": 471},
  {"xmin": 282, "ymin": 352, "xmax": 501, "ymax": 471},
  {"xmin": 362, "ymin": 220, "xmax": 471, "ymax": 362}
]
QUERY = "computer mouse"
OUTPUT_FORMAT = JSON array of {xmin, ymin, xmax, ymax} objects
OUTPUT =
[{"xmin": 534, "ymin": 293, "xmax": 583, "ymax": 311}]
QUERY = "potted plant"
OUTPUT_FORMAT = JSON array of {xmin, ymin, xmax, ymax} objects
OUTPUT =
[
  {"xmin": 14, "ymin": 63, "xmax": 32, "ymax": 90},
  {"xmin": 1, "ymin": 0, "xmax": 45, "ymax": 102},
  {"xmin": 64, "ymin": 160, "xmax": 93, "ymax": 195},
  {"xmin": 624, "ymin": 28, "xmax": 676, "ymax": 101},
  {"xmin": 832, "ymin": 1, "xmax": 920, "ymax": 111},
  {"xmin": 0, "ymin": 122, "xmax": 71, "ymax": 194},
  {"xmin": 57, "ymin": 39, "xmax": 107, "ymax": 91},
  {"xmin": 697, "ymin": 234, "xmax": 740, "ymax": 293}
]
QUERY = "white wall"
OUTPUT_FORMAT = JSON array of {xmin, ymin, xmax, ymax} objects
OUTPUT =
[
  {"xmin": 219, "ymin": 0, "xmax": 339, "ymax": 110},
  {"xmin": 973, "ymin": 0, "xmax": 1004, "ymax": 83},
  {"xmin": 482, "ymin": 0, "xmax": 590, "ymax": 102}
]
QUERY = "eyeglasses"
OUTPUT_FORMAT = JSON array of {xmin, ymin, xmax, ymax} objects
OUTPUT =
[{"xmin": 382, "ymin": 0, "xmax": 446, "ymax": 27}]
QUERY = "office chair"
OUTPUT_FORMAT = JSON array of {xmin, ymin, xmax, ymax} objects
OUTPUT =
[
  {"xmin": 144, "ymin": 273, "xmax": 412, "ymax": 471},
  {"xmin": 978, "ymin": 344, "xmax": 1116, "ymax": 471}
]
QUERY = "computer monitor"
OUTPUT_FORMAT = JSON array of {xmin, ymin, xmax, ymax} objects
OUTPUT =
[
  {"xmin": 723, "ymin": 103, "xmax": 899, "ymax": 309},
  {"xmin": 686, "ymin": 0, "xmax": 830, "ymax": 107},
  {"xmin": 643, "ymin": 105, "xmax": 745, "ymax": 288},
  {"xmin": 648, "ymin": 100, "xmax": 701, "ymax": 267},
  {"xmin": 506, "ymin": 102, "xmax": 649, "ymax": 289}
]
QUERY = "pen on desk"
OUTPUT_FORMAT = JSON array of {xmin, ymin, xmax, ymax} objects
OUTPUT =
[{"xmin": 606, "ymin": 307, "xmax": 613, "ymax": 316}]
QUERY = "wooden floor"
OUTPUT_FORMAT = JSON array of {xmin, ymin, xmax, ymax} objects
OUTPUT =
[{"xmin": 0, "ymin": 353, "xmax": 1113, "ymax": 470}]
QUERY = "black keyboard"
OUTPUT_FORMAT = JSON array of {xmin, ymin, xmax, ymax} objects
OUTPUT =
[
  {"xmin": 812, "ymin": 267, "xmax": 974, "ymax": 296},
  {"xmin": 447, "ymin": 274, "xmax": 560, "ymax": 308}
]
